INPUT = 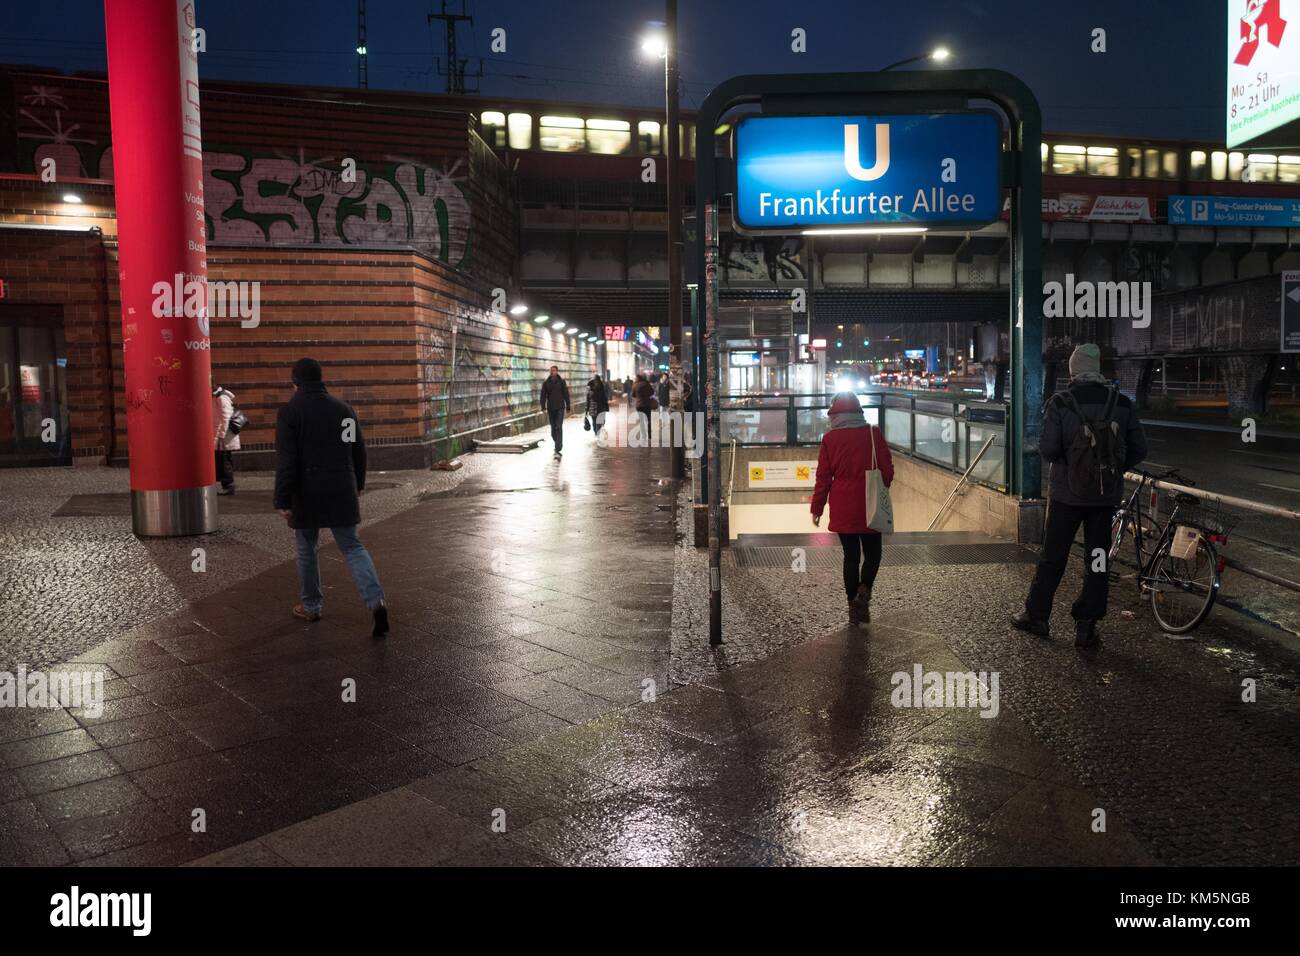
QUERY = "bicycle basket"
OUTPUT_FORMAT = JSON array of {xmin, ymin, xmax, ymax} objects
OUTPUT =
[{"xmin": 1170, "ymin": 497, "xmax": 1240, "ymax": 537}]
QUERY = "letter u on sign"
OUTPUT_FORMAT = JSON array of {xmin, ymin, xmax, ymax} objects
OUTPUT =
[{"xmin": 844, "ymin": 123, "xmax": 890, "ymax": 181}]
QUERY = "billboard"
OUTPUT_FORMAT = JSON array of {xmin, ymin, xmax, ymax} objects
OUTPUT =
[
  {"xmin": 734, "ymin": 112, "xmax": 1002, "ymax": 231},
  {"xmin": 1002, "ymin": 192, "xmax": 1154, "ymax": 223},
  {"xmin": 1226, "ymin": 0, "xmax": 1300, "ymax": 148},
  {"xmin": 1168, "ymin": 193, "xmax": 1300, "ymax": 226}
]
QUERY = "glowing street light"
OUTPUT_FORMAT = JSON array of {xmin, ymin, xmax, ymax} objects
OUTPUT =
[
  {"xmin": 640, "ymin": 32, "xmax": 667, "ymax": 59},
  {"xmin": 510, "ymin": 303, "xmax": 528, "ymax": 315},
  {"xmin": 880, "ymin": 47, "xmax": 953, "ymax": 71}
]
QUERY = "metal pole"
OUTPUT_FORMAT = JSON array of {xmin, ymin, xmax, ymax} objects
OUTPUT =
[
  {"xmin": 666, "ymin": 0, "xmax": 685, "ymax": 480},
  {"xmin": 705, "ymin": 200, "xmax": 722, "ymax": 645}
]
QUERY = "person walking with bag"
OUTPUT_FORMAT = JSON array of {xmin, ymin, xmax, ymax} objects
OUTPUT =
[
  {"xmin": 211, "ymin": 382, "xmax": 241, "ymax": 496},
  {"xmin": 811, "ymin": 391, "xmax": 894, "ymax": 627},
  {"xmin": 586, "ymin": 373, "xmax": 610, "ymax": 437},
  {"xmin": 274, "ymin": 358, "xmax": 389, "ymax": 637},
  {"xmin": 1012, "ymin": 343, "xmax": 1147, "ymax": 648}
]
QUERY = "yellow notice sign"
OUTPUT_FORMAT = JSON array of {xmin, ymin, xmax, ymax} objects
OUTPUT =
[{"xmin": 748, "ymin": 460, "xmax": 817, "ymax": 488}]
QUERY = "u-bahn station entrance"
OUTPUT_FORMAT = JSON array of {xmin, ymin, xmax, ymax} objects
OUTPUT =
[{"xmin": 2, "ymin": 19, "xmax": 1300, "ymax": 878}]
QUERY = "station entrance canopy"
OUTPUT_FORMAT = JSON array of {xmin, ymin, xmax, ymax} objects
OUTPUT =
[{"xmin": 693, "ymin": 70, "xmax": 1044, "ymax": 644}]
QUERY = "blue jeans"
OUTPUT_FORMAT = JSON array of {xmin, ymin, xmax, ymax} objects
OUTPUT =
[{"xmin": 295, "ymin": 525, "xmax": 385, "ymax": 614}]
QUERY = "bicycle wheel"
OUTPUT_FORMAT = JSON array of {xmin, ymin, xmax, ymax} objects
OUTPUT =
[
  {"xmin": 1148, "ymin": 535, "xmax": 1219, "ymax": 634},
  {"xmin": 1110, "ymin": 510, "xmax": 1157, "ymax": 566}
]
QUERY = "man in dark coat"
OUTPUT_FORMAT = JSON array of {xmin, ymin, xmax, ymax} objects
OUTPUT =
[
  {"xmin": 274, "ymin": 358, "xmax": 389, "ymax": 637},
  {"xmin": 1012, "ymin": 344, "xmax": 1147, "ymax": 648},
  {"xmin": 540, "ymin": 365, "xmax": 570, "ymax": 459}
]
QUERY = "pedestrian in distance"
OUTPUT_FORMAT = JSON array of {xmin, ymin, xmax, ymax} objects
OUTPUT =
[
  {"xmin": 811, "ymin": 391, "xmax": 894, "ymax": 628},
  {"xmin": 273, "ymin": 358, "xmax": 389, "ymax": 637},
  {"xmin": 632, "ymin": 373, "xmax": 657, "ymax": 444},
  {"xmin": 211, "ymin": 382, "xmax": 240, "ymax": 496},
  {"xmin": 623, "ymin": 376, "xmax": 633, "ymax": 405},
  {"xmin": 540, "ymin": 365, "xmax": 571, "ymax": 459},
  {"xmin": 1012, "ymin": 343, "xmax": 1148, "ymax": 648},
  {"xmin": 586, "ymin": 372, "xmax": 610, "ymax": 437}
]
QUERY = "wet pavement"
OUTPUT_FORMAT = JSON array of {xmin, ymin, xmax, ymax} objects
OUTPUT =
[{"xmin": 1, "ymin": 404, "xmax": 1299, "ymax": 866}]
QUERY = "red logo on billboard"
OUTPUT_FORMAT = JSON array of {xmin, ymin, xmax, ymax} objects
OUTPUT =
[{"xmin": 1234, "ymin": 0, "xmax": 1287, "ymax": 66}]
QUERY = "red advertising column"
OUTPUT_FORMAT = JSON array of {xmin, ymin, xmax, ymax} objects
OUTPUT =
[{"xmin": 104, "ymin": 0, "xmax": 216, "ymax": 536}]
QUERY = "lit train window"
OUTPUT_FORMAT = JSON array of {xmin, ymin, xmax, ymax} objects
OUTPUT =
[
  {"xmin": 1279, "ymin": 156, "xmax": 1300, "ymax": 183},
  {"xmin": 1085, "ymin": 146, "xmax": 1118, "ymax": 177},
  {"xmin": 1051, "ymin": 144, "xmax": 1086, "ymax": 175},
  {"xmin": 1040, "ymin": 142, "xmax": 1048, "ymax": 173},
  {"xmin": 507, "ymin": 112, "xmax": 532, "ymax": 149},
  {"xmin": 540, "ymin": 115, "xmax": 585, "ymax": 151},
  {"xmin": 685, "ymin": 124, "xmax": 695, "ymax": 158},
  {"xmin": 1245, "ymin": 154, "xmax": 1278, "ymax": 182},
  {"xmin": 638, "ymin": 120, "xmax": 661, "ymax": 154},
  {"xmin": 1188, "ymin": 150, "xmax": 1207, "ymax": 180},
  {"xmin": 1211, "ymin": 150, "xmax": 1228, "ymax": 180},
  {"xmin": 587, "ymin": 118, "xmax": 631, "ymax": 155},
  {"xmin": 1228, "ymin": 151, "xmax": 1245, "ymax": 180},
  {"xmin": 480, "ymin": 111, "xmax": 506, "ymax": 148},
  {"xmin": 1125, "ymin": 147, "xmax": 1141, "ymax": 177},
  {"xmin": 1161, "ymin": 149, "xmax": 1179, "ymax": 179}
]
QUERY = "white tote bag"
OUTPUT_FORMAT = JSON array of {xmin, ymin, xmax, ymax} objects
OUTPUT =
[{"xmin": 864, "ymin": 425, "xmax": 894, "ymax": 534}]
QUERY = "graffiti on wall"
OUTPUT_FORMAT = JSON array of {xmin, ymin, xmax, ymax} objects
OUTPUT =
[
  {"xmin": 419, "ymin": 315, "xmax": 597, "ymax": 448},
  {"xmin": 16, "ymin": 84, "xmax": 473, "ymax": 268},
  {"xmin": 203, "ymin": 149, "xmax": 471, "ymax": 266}
]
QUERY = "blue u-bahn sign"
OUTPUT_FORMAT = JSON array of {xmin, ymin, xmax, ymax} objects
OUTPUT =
[{"xmin": 734, "ymin": 112, "xmax": 1002, "ymax": 231}]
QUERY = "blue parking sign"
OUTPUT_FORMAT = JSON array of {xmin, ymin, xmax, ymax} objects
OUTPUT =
[{"xmin": 734, "ymin": 112, "xmax": 1003, "ymax": 231}]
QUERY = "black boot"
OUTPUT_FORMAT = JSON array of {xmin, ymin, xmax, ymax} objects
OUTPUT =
[
  {"xmin": 372, "ymin": 602, "xmax": 390, "ymax": 638},
  {"xmin": 1010, "ymin": 610, "xmax": 1050, "ymax": 638},
  {"xmin": 848, "ymin": 599, "xmax": 861, "ymax": 627},
  {"xmin": 1075, "ymin": 619, "xmax": 1099, "ymax": 648},
  {"xmin": 854, "ymin": 584, "xmax": 872, "ymax": 625}
]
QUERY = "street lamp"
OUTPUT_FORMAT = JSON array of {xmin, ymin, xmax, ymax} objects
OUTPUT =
[
  {"xmin": 641, "ymin": 6, "xmax": 684, "ymax": 480},
  {"xmin": 880, "ymin": 46, "xmax": 951, "ymax": 72}
]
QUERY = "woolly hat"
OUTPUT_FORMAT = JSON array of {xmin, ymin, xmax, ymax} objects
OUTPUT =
[
  {"xmin": 291, "ymin": 357, "xmax": 323, "ymax": 385},
  {"xmin": 827, "ymin": 391, "xmax": 863, "ymax": 415},
  {"xmin": 1069, "ymin": 344, "xmax": 1102, "ymax": 379}
]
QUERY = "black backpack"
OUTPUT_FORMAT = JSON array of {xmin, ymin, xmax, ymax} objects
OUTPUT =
[
  {"xmin": 1057, "ymin": 387, "xmax": 1126, "ymax": 501},
  {"xmin": 216, "ymin": 388, "xmax": 249, "ymax": 435}
]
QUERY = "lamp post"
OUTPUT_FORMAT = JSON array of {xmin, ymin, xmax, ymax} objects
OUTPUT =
[
  {"xmin": 879, "ymin": 46, "xmax": 951, "ymax": 72},
  {"xmin": 643, "ymin": 7, "xmax": 684, "ymax": 481}
]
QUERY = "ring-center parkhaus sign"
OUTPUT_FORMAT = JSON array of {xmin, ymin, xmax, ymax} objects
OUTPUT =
[{"xmin": 734, "ymin": 112, "xmax": 1002, "ymax": 232}]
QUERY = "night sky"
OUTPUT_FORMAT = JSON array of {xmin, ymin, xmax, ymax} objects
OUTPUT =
[{"xmin": 0, "ymin": 0, "xmax": 1228, "ymax": 140}]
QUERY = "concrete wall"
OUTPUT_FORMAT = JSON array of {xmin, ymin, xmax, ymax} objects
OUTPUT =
[{"xmin": 716, "ymin": 443, "xmax": 1027, "ymax": 542}]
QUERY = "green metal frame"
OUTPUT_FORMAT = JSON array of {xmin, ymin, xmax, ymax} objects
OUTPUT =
[{"xmin": 693, "ymin": 70, "xmax": 1043, "ymax": 501}]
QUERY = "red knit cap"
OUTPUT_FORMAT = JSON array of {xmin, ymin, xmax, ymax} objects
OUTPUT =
[{"xmin": 827, "ymin": 392, "xmax": 862, "ymax": 414}]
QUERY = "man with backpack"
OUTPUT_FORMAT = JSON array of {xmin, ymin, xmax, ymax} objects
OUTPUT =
[{"xmin": 1012, "ymin": 344, "xmax": 1148, "ymax": 648}]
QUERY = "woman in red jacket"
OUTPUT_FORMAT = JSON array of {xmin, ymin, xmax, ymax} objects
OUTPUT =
[{"xmin": 811, "ymin": 392, "xmax": 894, "ymax": 626}]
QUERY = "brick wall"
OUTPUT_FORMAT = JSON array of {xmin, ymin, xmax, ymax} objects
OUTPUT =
[
  {"xmin": 0, "ymin": 226, "xmax": 115, "ymax": 460},
  {"xmin": 0, "ymin": 66, "xmax": 568, "ymax": 469}
]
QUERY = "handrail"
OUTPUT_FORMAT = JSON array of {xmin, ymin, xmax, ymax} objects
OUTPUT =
[
  {"xmin": 1125, "ymin": 472, "xmax": 1300, "ymax": 522},
  {"xmin": 928, "ymin": 435, "xmax": 998, "ymax": 531},
  {"xmin": 726, "ymin": 439, "xmax": 737, "ymax": 508}
]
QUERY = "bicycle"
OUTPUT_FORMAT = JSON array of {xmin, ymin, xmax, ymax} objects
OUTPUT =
[{"xmin": 1107, "ymin": 468, "xmax": 1239, "ymax": 634}]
